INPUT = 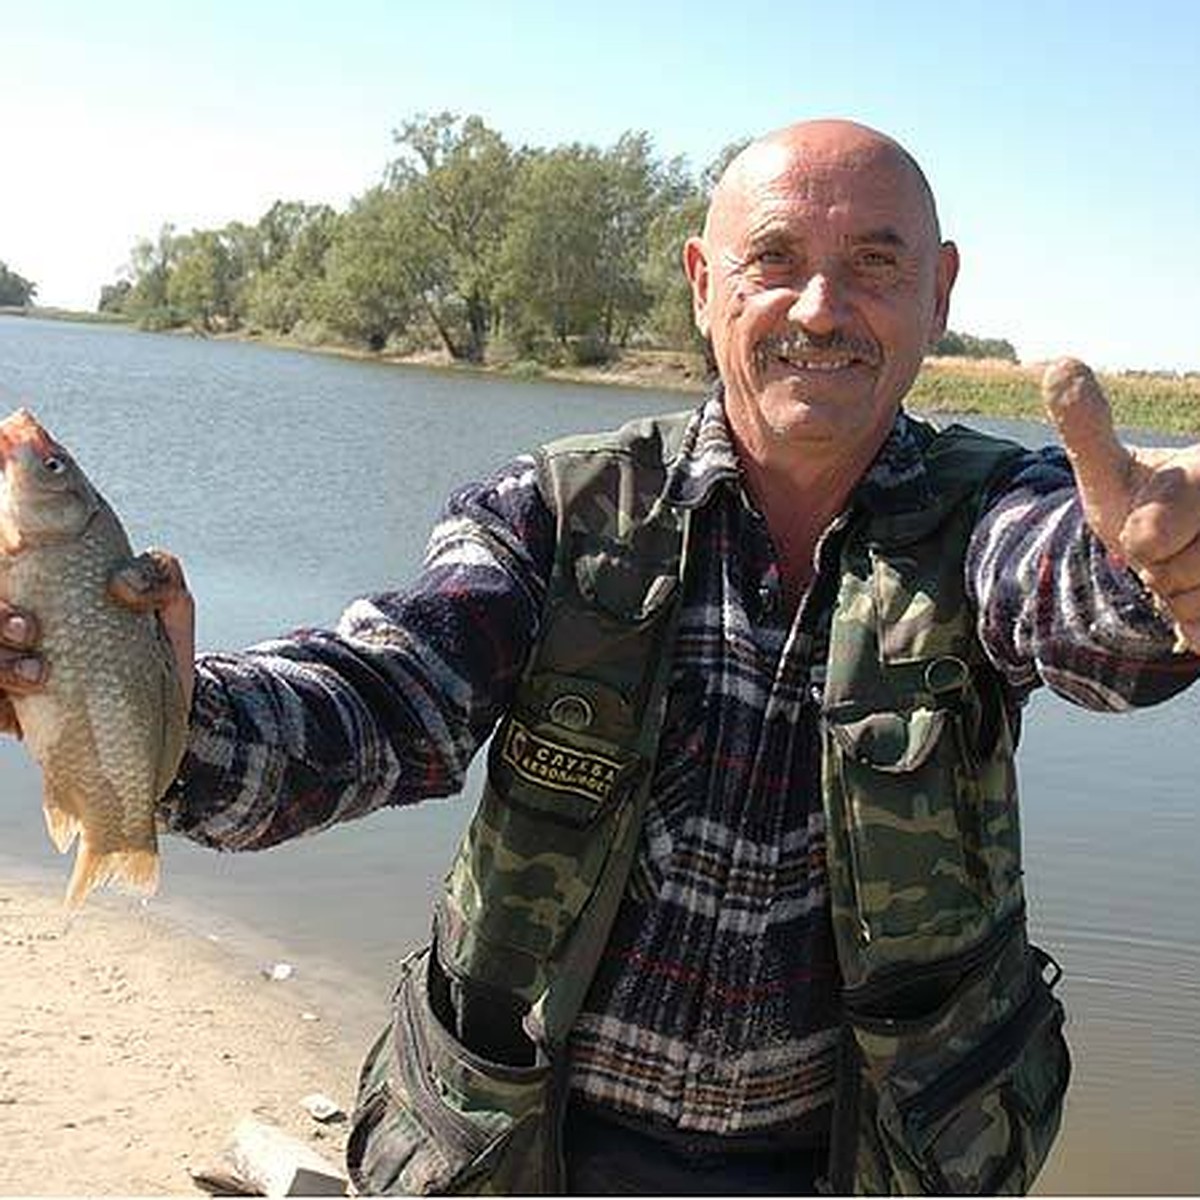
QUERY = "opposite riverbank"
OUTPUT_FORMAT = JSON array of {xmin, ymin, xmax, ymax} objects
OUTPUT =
[{"xmin": 235, "ymin": 334, "xmax": 1200, "ymax": 437}]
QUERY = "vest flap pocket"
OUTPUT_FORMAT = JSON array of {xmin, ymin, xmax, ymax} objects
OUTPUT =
[
  {"xmin": 572, "ymin": 538, "xmax": 679, "ymax": 624},
  {"xmin": 448, "ymin": 727, "xmax": 640, "ymax": 974},
  {"xmin": 822, "ymin": 702, "xmax": 988, "ymax": 955},
  {"xmin": 827, "ymin": 707, "xmax": 946, "ymax": 773},
  {"xmin": 869, "ymin": 544, "xmax": 970, "ymax": 665}
]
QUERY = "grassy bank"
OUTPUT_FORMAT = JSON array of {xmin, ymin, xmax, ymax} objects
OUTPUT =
[
  {"xmin": 0, "ymin": 304, "xmax": 130, "ymax": 325},
  {"xmin": 911, "ymin": 357, "xmax": 1200, "ymax": 437}
]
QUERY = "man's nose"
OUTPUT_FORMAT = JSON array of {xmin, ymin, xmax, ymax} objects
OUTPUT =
[{"xmin": 787, "ymin": 272, "xmax": 844, "ymax": 335}]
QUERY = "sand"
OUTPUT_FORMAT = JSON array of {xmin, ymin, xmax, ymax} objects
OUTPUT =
[{"xmin": 0, "ymin": 879, "xmax": 374, "ymax": 1196}]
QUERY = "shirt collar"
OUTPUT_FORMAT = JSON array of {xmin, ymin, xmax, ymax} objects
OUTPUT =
[{"xmin": 664, "ymin": 382, "xmax": 935, "ymax": 514}]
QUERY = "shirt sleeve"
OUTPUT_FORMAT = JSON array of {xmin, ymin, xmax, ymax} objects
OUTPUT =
[
  {"xmin": 157, "ymin": 454, "xmax": 556, "ymax": 850},
  {"xmin": 967, "ymin": 446, "xmax": 1200, "ymax": 710}
]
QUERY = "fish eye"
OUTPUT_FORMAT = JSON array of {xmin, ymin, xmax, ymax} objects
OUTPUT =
[{"xmin": 41, "ymin": 456, "xmax": 67, "ymax": 474}]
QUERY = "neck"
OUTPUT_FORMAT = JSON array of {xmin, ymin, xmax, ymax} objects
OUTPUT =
[{"xmin": 734, "ymin": 429, "xmax": 888, "ymax": 605}]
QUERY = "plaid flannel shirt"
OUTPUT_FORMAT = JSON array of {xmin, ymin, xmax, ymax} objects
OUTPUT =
[{"xmin": 161, "ymin": 392, "xmax": 1197, "ymax": 1138}]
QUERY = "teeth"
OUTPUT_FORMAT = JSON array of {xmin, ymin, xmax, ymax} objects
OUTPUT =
[{"xmin": 780, "ymin": 356, "xmax": 853, "ymax": 371}]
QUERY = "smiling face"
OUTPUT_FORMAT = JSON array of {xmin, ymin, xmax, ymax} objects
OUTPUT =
[{"xmin": 685, "ymin": 122, "xmax": 958, "ymax": 472}]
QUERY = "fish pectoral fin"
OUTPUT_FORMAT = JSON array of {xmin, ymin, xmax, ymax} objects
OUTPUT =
[
  {"xmin": 42, "ymin": 788, "xmax": 83, "ymax": 854},
  {"xmin": 65, "ymin": 843, "xmax": 160, "ymax": 911}
]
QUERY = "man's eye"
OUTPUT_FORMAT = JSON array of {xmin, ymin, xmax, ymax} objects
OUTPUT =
[
  {"xmin": 856, "ymin": 250, "xmax": 898, "ymax": 272},
  {"xmin": 749, "ymin": 249, "xmax": 793, "ymax": 273}
]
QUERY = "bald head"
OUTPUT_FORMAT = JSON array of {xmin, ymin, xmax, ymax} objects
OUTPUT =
[{"xmin": 705, "ymin": 120, "xmax": 942, "ymax": 248}]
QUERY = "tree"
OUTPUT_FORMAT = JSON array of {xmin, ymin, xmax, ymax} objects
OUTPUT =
[
  {"xmin": 254, "ymin": 200, "xmax": 321, "ymax": 273},
  {"xmin": 123, "ymin": 224, "xmax": 181, "ymax": 326},
  {"xmin": 386, "ymin": 112, "xmax": 517, "ymax": 361},
  {"xmin": 0, "ymin": 261, "xmax": 37, "ymax": 306},
  {"xmin": 642, "ymin": 141, "xmax": 746, "ymax": 350},
  {"xmin": 98, "ymin": 279, "xmax": 132, "ymax": 314},
  {"xmin": 500, "ymin": 132, "xmax": 671, "ymax": 357},
  {"xmin": 499, "ymin": 145, "xmax": 611, "ymax": 349},
  {"xmin": 243, "ymin": 203, "xmax": 337, "ymax": 334},
  {"xmin": 315, "ymin": 189, "xmax": 422, "ymax": 350},
  {"xmin": 934, "ymin": 330, "xmax": 1019, "ymax": 363},
  {"xmin": 643, "ymin": 191, "xmax": 705, "ymax": 347},
  {"xmin": 592, "ymin": 132, "xmax": 659, "ymax": 347},
  {"xmin": 167, "ymin": 230, "xmax": 239, "ymax": 331}
]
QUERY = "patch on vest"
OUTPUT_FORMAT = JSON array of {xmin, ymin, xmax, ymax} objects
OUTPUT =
[{"xmin": 500, "ymin": 719, "xmax": 620, "ymax": 802}]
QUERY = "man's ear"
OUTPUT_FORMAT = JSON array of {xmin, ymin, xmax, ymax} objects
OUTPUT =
[
  {"xmin": 683, "ymin": 236, "xmax": 712, "ymax": 338},
  {"xmin": 928, "ymin": 239, "xmax": 960, "ymax": 345}
]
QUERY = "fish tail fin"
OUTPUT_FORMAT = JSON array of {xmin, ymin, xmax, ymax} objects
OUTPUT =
[{"xmin": 64, "ymin": 844, "xmax": 160, "ymax": 912}]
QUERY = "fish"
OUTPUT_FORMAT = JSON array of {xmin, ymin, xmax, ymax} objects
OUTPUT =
[{"xmin": 0, "ymin": 408, "xmax": 187, "ymax": 908}]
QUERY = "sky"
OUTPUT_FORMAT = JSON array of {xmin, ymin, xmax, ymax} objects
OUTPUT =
[{"xmin": 4, "ymin": 0, "xmax": 1198, "ymax": 372}]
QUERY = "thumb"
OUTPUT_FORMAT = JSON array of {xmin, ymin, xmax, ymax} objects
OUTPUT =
[
  {"xmin": 1042, "ymin": 358, "xmax": 1137, "ymax": 551},
  {"xmin": 108, "ymin": 549, "xmax": 195, "ymax": 712}
]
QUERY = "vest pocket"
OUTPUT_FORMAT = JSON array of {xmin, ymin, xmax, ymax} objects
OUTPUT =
[
  {"xmin": 440, "ymin": 687, "xmax": 644, "ymax": 989},
  {"xmin": 826, "ymin": 704, "xmax": 986, "ymax": 953},
  {"xmin": 347, "ymin": 946, "xmax": 556, "ymax": 1195},
  {"xmin": 844, "ymin": 944, "xmax": 1070, "ymax": 1195}
]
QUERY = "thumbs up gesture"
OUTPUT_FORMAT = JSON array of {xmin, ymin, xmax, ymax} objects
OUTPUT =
[{"xmin": 1044, "ymin": 358, "xmax": 1200, "ymax": 653}]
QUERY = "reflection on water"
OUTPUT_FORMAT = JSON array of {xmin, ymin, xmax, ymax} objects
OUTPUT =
[{"xmin": 1, "ymin": 317, "xmax": 1197, "ymax": 1193}]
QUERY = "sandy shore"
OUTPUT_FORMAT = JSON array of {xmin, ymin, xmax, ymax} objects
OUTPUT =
[{"xmin": 0, "ymin": 879, "xmax": 371, "ymax": 1196}]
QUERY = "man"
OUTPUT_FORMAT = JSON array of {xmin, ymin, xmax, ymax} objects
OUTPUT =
[{"xmin": 1, "ymin": 119, "xmax": 1198, "ymax": 1195}]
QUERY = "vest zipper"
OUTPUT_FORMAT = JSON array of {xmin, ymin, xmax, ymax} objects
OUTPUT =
[
  {"xmin": 895, "ymin": 974, "xmax": 1062, "ymax": 1142},
  {"xmin": 842, "ymin": 906, "xmax": 1024, "ymax": 1024}
]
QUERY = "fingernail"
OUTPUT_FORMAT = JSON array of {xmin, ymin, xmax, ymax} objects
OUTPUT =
[
  {"xmin": 117, "ymin": 566, "xmax": 150, "ymax": 593},
  {"xmin": 12, "ymin": 657, "xmax": 42, "ymax": 683},
  {"xmin": 4, "ymin": 615, "xmax": 30, "ymax": 644}
]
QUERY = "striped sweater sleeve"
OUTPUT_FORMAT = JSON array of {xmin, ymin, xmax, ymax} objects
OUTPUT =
[
  {"xmin": 967, "ymin": 445, "xmax": 1200, "ymax": 710},
  {"xmin": 158, "ymin": 454, "xmax": 555, "ymax": 850}
]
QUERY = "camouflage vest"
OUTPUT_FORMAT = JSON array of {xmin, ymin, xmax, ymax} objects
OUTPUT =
[{"xmin": 346, "ymin": 411, "xmax": 1071, "ymax": 1197}]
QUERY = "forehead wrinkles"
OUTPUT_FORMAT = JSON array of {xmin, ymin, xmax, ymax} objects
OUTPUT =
[
  {"xmin": 709, "ymin": 141, "xmax": 939, "ymax": 256},
  {"xmin": 714, "ymin": 183, "xmax": 835, "ymax": 272}
]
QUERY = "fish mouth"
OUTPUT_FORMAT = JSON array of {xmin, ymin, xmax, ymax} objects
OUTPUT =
[{"xmin": 0, "ymin": 408, "xmax": 51, "ymax": 465}]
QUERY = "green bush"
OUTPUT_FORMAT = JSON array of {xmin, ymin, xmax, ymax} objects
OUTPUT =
[{"xmin": 569, "ymin": 334, "xmax": 614, "ymax": 367}]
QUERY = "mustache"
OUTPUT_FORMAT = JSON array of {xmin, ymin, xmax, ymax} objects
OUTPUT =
[{"xmin": 753, "ymin": 330, "xmax": 880, "ymax": 371}]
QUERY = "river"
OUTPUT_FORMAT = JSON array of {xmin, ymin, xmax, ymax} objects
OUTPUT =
[{"xmin": 0, "ymin": 316, "xmax": 1196, "ymax": 1193}]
